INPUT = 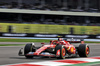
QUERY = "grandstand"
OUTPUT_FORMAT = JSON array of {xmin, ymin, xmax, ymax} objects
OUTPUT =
[{"xmin": 0, "ymin": 0, "xmax": 100, "ymax": 36}]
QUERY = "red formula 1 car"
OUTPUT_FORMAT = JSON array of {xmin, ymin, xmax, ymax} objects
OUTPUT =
[{"xmin": 19, "ymin": 38, "xmax": 90, "ymax": 59}]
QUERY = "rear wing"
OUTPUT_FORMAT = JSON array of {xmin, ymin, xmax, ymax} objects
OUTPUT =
[{"xmin": 64, "ymin": 38, "xmax": 84, "ymax": 44}]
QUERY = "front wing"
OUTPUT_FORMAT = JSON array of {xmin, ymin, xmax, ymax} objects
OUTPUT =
[{"xmin": 27, "ymin": 52, "xmax": 56, "ymax": 57}]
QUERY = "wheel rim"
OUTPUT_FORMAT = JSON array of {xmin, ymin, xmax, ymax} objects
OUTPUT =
[
  {"xmin": 62, "ymin": 48, "xmax": 66, "ymax": 56},
  {"xmin": 56, "ymin": 49, "xmax": 60, "ymax": 56},
  {"xmin": 86, "ymin": 47, "xmax": 89, "ymax": 55}
]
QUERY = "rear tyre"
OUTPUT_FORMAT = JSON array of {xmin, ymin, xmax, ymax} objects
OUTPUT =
[
  {"xmin": 78, "ymin": 44, "xmax": 90, "ymax": 57},
  {"xmin": 24, "ymin": 43, "xmax": 33, "ymax": 58},
  {"xmin": 55, "ymin": 45, "xmax": 66, "ymax": 59}
]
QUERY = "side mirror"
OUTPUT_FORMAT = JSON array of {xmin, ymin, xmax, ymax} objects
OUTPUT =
[{"xmin": 41, "ymin": 43, "xmax": 45, "ymax": 45}]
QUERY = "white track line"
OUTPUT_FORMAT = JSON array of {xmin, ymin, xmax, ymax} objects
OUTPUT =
[
  {"xmin": 2, "ymin": 56, "xmax": 100, "ymax": 66},
  {"xmin": 29, "ymin": 61, "xmax": 72, "ymax": 66},
  {"xmin": 69, "ymin": 58, "xmax": 100, "ymax": 62}
]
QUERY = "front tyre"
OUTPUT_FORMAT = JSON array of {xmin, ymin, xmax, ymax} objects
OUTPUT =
[
  {"xmin": 24, "ymin": 43, "xmax": 33, "ymax": 58},
  {"xmin": 55, "ymin": 45, "xmax": 66, "ymax": 59},
  {"xmin": 78, "ymin": 44, "xmax": 90, "ymax": 57}
]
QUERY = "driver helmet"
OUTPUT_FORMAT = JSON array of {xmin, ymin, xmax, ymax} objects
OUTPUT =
[{"xmin": 58, "ymin": 38, "xmax": 63, "ymax": 41}]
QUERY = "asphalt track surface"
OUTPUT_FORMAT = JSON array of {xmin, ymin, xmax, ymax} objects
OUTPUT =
[{"xmin": 0, "ymin": 42, "xmax": 100, "ymax": 65}]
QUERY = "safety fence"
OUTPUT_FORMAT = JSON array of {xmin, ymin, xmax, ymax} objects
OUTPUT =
[{"xmin": 0, "ymin": 23, "xmax": 100, "ymax": 35}]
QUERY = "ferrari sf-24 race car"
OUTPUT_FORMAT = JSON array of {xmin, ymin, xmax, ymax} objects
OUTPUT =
[{"xmin": 18, "ymin": 38, "xmax": 90, "ymax": 59}]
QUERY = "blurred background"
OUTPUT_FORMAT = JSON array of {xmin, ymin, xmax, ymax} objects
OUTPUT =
[{"xmin": 0, "ymin": 0, "xmax": 100, "ymax": 38}]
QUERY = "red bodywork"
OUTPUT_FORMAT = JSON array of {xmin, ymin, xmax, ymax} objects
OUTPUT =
[{"xmin": 27, "ymin": 40, "xmax": 78, "ymax": 57}]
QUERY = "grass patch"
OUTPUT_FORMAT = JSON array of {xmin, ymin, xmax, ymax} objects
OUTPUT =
[
  {"xmin": 0, "ymin": 44, "xmax": 25, "ymax": 46},
  {"xmin": 63, "ymin": 61, "xmax": 100, "ymax": 66},
  {"xmin": 85, "ymin": 41, "xmax": 100, "ymax": 43},
  {"xmin": 0, "ymin": 38, "xmax": 99, "ymax": 43},
  {"xmin": 0, "ymin": 38, "xmax": 50, "ymax": 42}
]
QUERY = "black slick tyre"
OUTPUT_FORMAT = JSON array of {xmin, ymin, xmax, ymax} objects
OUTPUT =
[
  {"xmin": 78, "ymin": 44, "xmax": 90, "ymax": 57},
  {"xmin": 24, "ymin": 43, "xmax": 33, "ymax": 58},
  {"xmin": 55, "ymin": 45, "xmax": 66, "ymax": 59}
]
